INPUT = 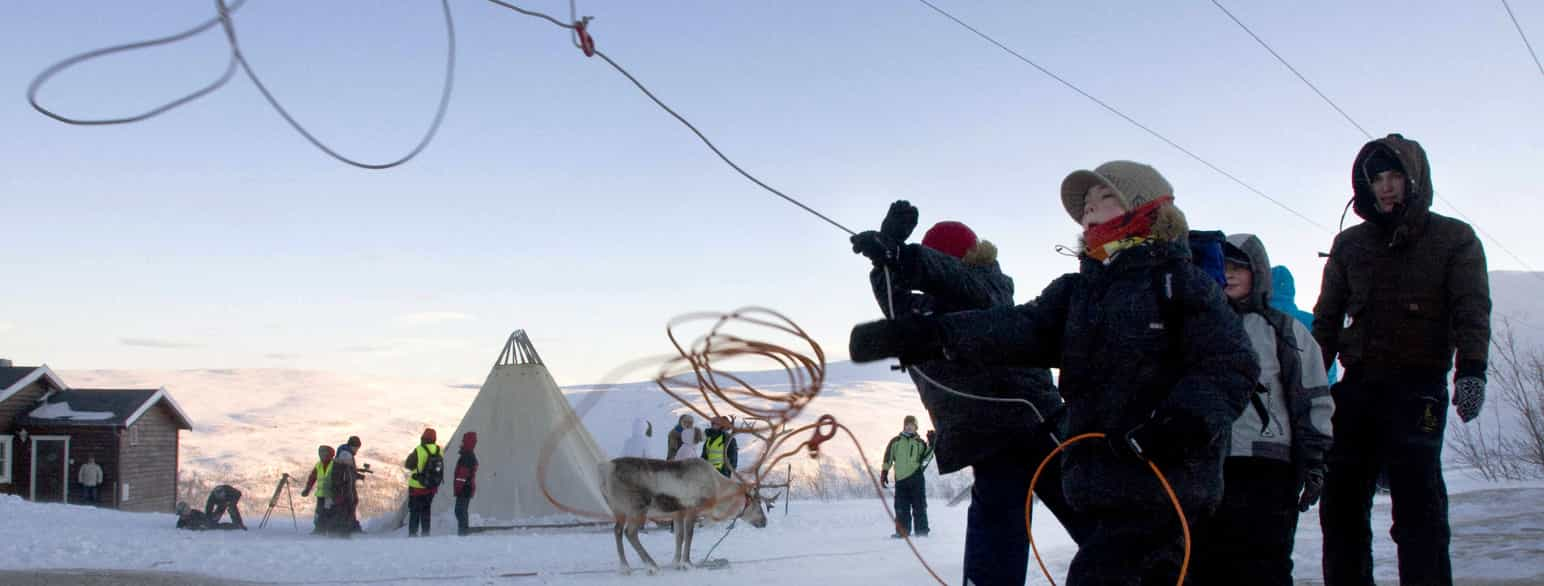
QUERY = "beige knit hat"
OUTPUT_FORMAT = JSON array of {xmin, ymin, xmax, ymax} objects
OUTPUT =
[{"xmin": 1060, "ymin": 161, "xmax": 1175, "ymax": 224}]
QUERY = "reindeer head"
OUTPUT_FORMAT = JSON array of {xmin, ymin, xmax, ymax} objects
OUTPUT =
[{"xmin": 740, "ymin": 489, "xmax": 769, "ymax": 528}]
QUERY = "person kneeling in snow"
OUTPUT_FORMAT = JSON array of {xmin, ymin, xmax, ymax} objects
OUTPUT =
[
  {"xmin": 880, "ymin": 415, "xmax": 933, "ymax": 538},
  {"xmin": 1188, "ymin": 234, "xmax": 1334, "ymax": 585},
  {"xmin": 850, "ymin": 161, "xmax": 1256, "ymax": 585},
  {"xmin": 178, "ymin": 484, "xmax": 247, "ymax": 530}
]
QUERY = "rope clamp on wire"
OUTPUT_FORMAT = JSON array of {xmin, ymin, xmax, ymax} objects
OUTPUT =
[{"xmin": 574, "ymin": 17, "xmax": 596, "ymax": 57}]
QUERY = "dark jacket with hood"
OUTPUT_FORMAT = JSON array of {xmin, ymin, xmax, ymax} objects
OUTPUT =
[
  {"xmin": 1312, "ymin": 134, "xmax": 1491, "ymax": 381},
  {"xmin": 868, "ymin": 241, "xmax": 1061, "ymax": 474},
  {"xmin": 1224, "ymin": 234, "xmax": 1335, "ymax": 479},
  {"xmin": 930, "ymin": 231, "xmax": 1256, "ymax": 513},
  {"xmin": 453, "ymin": 432, "xmax": 479, "ymax": 499}
]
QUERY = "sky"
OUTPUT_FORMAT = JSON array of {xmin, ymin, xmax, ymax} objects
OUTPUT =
[{"xmin": 3, "ymin": 1, "xmax": 1542, "ymax": 387}]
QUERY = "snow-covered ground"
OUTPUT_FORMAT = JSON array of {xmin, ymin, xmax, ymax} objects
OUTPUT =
[{"xmin": 1, "ymin": 472, "xmax": 1542, "ymax": 584}]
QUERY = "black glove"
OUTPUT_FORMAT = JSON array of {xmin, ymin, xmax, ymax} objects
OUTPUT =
[
  {"xmin": 851, "ymin": 230, "xmax": 902, "ymax": 268},
  {"xmin": 925, "ymin": 430, "xmax": 936, "ymax": 446},
  {"xmin": 1297, "ymin": 463, "xmax": 1326, "ymax": 512},
  {"xmin": 880, "ymin": 200, "xmax": 919, "ymax": 242},
  {"xmin": 849, "ymin": 317, "xmax": 944, "ymax": 365},
  {"xmin": 880, "ymin": 469, "xmax": 890, "ymax": 488},
  {"xmin": 1114, "ymin": 408, "xmax": 1211, "ymax": 467},
  {"xmin": 301, "ymin": 488, "xmax": 310, "ymax": 498},
  {"xmin": 1454, "ymin": 376, "xmax": 1485, "ymax": 423}
]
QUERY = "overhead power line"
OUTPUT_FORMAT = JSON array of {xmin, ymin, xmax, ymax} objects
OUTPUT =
[
  {"xmin": 1208, "ymin": 0, "xmax": 1542, "ymax": 275},
  {"xmin": 914, "ymin": 0, "xmax": 1332, "ymax": 234},
  {"xmin": 1500, "ymin": 0, "xmax": 1544, "ymax": 79}
]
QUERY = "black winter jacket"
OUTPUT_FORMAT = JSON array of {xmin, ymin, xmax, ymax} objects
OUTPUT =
[
  {"xmin": 1313, "ymin": 134, "xmax": 1491, "ymax": 380},
  {"xmin": 868, "ymin": 242, "xmax": 1061, "ymax": 473},
  {"xmin": 932, "ymin": 241, "xmax": 1256, "ymax": 513}
]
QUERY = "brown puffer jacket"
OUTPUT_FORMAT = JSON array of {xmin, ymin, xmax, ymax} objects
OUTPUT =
[{"xmin": 1311, "ymin": 134, "xmax": 1491, "ymax": 380}]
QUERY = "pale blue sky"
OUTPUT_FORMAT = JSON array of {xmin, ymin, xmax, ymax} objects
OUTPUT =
[{"xmin": 4, "ymin": 1, "xmax": 1541, "ymax": 386}]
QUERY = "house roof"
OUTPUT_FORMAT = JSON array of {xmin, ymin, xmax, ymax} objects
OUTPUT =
[
  {"xmin": 18, "ymin": 388, "xmax": 193, "ymax": 430},
  {"xmin": 0, "ymin": 365, "xmax": 67, "ymax": 405}
]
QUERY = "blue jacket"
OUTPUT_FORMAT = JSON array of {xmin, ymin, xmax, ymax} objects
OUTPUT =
[{"xmin": 1270, "ymin": 266, "xmax": 1337, "ymax": 385}]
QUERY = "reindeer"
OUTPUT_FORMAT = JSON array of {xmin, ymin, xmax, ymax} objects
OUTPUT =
[{"xmin": 599, "ymin": 457, "xmax": 770, "ymax": 575}]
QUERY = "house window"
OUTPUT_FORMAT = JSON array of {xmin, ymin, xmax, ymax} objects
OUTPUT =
[
  {"xmin": 0, "ymin": 435, "xmax": 12, "ymax": 484},
  {"xmin": 129, "ymin": 425, "xmax": 140, "ymax": 447}
]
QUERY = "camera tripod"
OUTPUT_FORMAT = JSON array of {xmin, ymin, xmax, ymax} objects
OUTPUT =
[{"xmin": 258, "ymin": 472, "xmax": 299, "ymax": 531}]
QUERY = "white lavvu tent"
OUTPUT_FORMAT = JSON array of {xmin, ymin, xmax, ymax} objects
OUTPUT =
[{"xmin": 428, "ymin": 330, "xmax": 611, "ymax": 526}]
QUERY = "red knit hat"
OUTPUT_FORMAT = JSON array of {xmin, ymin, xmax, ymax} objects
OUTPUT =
[
  {"xmin": 921, "ymin": 221, "xmax": 978, "ymax": 259},
  {"xmin": 422, "ymin": 428, "xmax": 437, "ymax": 443}
]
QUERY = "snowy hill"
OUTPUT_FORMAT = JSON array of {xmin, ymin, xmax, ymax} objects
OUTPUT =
[{"xmin": 58, "ymin": 360, "xmax": 935, "ymax": 519}]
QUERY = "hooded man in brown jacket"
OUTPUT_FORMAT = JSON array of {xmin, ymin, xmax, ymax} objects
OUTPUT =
[{"xmin": 1313, "ymin": 133, "xmax": 1490, "ymax": 586}]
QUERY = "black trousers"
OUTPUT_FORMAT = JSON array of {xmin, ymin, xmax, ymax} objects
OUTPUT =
[
  {"xmin": 965, "ymin": 439, "xmax": 1094, "ymax": 586},
  {"xmin": 894, "ymin": 473, "xmax": 928, "ymax": 536},
  {"xmin": 1320, "ymin": 373, "xmax": 1451, "ymax": 585},
  {"xmin": 1067, "ymin": 507, "xmax": 1191, "ymax": 586},
  {"xmin": 407, "ymin": 493, "xmax": 434, "ymax": 536},
  {"xmin": 455, "ymin": 495, "xmax": 472, "ymax": 536},
  {"xmin": 1192, "ymin": 457, "xmax": 1299, "ymax": 586}
]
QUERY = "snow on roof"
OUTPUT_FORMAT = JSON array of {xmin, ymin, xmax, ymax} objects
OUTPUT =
[{"xmin": 27, "ymin": 400, "xmax": 116, "ymax": 421}]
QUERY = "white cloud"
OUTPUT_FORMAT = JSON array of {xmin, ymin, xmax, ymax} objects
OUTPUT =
[{"xmin": 392, "ymin": 311, "xmax": 473, "ymax": 327}]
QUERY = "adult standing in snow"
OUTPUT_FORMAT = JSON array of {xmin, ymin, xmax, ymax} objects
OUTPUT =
[
  {"xmin": 851, "ymin": 204, "xmax": 1090, "ymax": 583},
  {"xmin": 301, "ymin": 445, "xmax": 335, "ymax": 534},
  {"xmin": 1313, "ymin": 134, "xmax": 1491, "ymax": 585},
  {"xmin": 453, "ymin": 431, "xmax": 479, "ymax": 536},
  {"xmin": 1190, "ymin": 235, "xmax": 1334, "ymax": 585},
  {"xmin": 849, "ymin": 161, "xmax": 1256, "ymax": 585},
  {"xmin": 327, "ymin": 448, "xmax": 360, "ymax": 537},
  {"xmin": 621, "ymin": 418, "xmax": 653, "ymax": 459},
  {"xmin": 701, "ymin": 416, "xmax": 738, "ymax": 478},
  {"xmin": 403, "ymin": 428, "xmax": 443, "ymax": 537},
  {"xmin": 880, "ymin": 415, "xmax": 933, "ymax": 538},
  {"xmin": 337, "ymin": 436, "xmax": 362, "ymax": 458},
  {"xmin": 77, "ymin": 455, "xmax": 103, "ymax": 505},
  {"xmin": 667, "ymin": 414, "xmax": 704, "ymax": 461},
  {"xmin": 1270, "ymin": 265, "xmax": 1337, "ymax": 386}
]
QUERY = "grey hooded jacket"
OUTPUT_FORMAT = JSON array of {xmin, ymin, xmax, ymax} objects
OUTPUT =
[{"xmin": 1224, "ymin": 234, "xmax": 1334, "ymax": 472}]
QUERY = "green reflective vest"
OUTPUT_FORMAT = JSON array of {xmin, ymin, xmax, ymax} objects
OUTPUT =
[
  {"xmin": 314, "ymin": 461, "xmax": 334, "ymax": 498},
  {"xmin": 704, "ymin": 434, "xmax": 728, "ymax": 471},
  {"xmin": 407, "ymin": 444, "xmax": 441, "ymax": 489}
]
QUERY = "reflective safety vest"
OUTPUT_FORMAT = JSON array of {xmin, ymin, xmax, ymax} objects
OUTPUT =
[
  {"xmin": 314, "ymin": 461, "xmax": 334, "ymax": 499},
  {"xmin": 407, "ymin": 444, "xmax": 441, "ymax": 489},
  {"xmin": 704, "ymin": 434, "xmax": 728, "ymax": 471}
]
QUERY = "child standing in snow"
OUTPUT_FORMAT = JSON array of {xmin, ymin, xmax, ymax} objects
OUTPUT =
[
  {"xmin": 880, "ymin": 415, "xmax": 933, "ymax": 538},
  {"xmin": 403, "ymin": 428, "xmax": 442, "ymax": 537},
  {"xmin": 1189, "ymin": 234, "xmax": 1334, "ymax": 585},
  {"xmin": 300, "ymin": 445, "xmax": 335, "ymax": 534},
  {"xmin": 77, "ymin": 455, "xmax": 103, "ymax": 505},
  {"xmin": 453, "ymin": 431, "xmax": 479, "ymax": 536},
  {"xmin": 850, "ymin": 161, "xmax": 1256, "ymax": 584},
  {"xmin": 667, "ymin": 414, "xmax": 704, "ymax": 461}
]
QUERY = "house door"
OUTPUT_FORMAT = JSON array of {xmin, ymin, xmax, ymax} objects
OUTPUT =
[{"xmin": 31, "ymin": 437, "xmax": 69, "ymax": 503}]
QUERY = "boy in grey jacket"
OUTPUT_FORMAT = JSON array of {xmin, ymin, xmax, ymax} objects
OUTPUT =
[{"xmin": 1191, "ymin": 234, "xmax": 1334, "ymax": 585}]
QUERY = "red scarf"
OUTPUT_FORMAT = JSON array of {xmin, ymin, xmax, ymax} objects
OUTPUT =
[{"xmin": 1083, "ymin": 196, "xmax": 1174, "ymax": 261}]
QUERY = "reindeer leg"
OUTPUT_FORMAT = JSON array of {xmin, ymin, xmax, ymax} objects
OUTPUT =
[
  {"xmin": 625, "ymin": 515, "xmax": 660, "ymax": 575},
  {"xmin": 671, "ymin": 512, "xmax": 690, "ymax": 570},
  {"xmin": 682, "ymin": 512, "xmax": 698, "ymax": 567},
  {"xmin": 613, "ymin": 518, "xmax": 631, "ymax": 575}
]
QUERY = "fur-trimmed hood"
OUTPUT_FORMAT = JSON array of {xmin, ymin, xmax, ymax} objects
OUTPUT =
[{"xmin": 961, "ymin": 240, "xmax": 998, "ymax": 266}]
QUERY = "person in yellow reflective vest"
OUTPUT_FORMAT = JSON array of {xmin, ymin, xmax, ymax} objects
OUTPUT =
[
  {"xmin": 402, "ymin": 428, "xmax": 442, "ymax": 537},
  {"xmin": 300, "ymin": 445, "xmax": 335, "ymax": 534},
  {"xmin": 881, "ymin": 415, "xmax": 933, "ymax": 538},
  {"xmin": 701, "ymin": 416, "xmax": 739, "ymax": 478}
]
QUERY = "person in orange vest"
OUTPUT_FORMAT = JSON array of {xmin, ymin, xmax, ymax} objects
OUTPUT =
[
  {"xmin": 403, "ymin": 428, "xmax": 443, "ymax": 537},
  {"xmin": 300, "ymin": 445, "xmax": 335, "ymax": 534}
]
